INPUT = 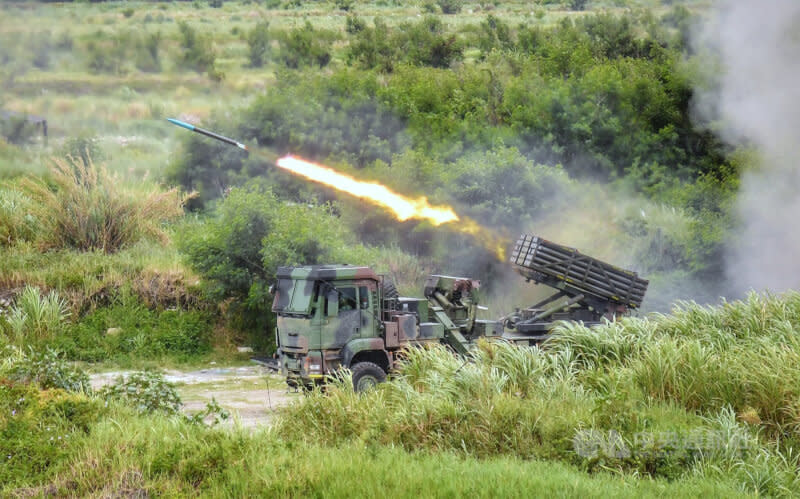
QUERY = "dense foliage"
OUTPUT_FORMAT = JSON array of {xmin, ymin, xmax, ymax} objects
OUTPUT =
[
  {"xmin": 177, "ymin": 184, "xmax": 377, "ymax": 342},
  {"xmin": 169, "ymin": 8, "xmax": 736, "ymax": 302}
]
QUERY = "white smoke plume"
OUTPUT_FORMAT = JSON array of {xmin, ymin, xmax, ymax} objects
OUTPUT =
[{"xmin": 695, "ymin": 0, "xmax": 800, "ymax": 294}]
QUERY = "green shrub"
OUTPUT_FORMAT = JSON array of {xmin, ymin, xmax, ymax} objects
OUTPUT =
[
  {"xmin": 570, "ymin": 0, "xmax": 589, "ymax": 11},
  {"xmin": 177, "ymin": 21, "xmax": 223, "ymax": 80},
  {"xmin": 0, "ymin": 380, "xmax": 101, "ymax": 488},
  {"xmin": 0, "ymin": 114, "xmax": 40, "ymax": 145},
  {"xmin": 86, "ymin": 32, "xmax": 128, "ymax": 74},
  {"xmin": 21, "ymin": 158, "xmax": 186, "ymax": 253},
  {"xmin": 135, "ymin": 31, "xmax": 162, "ymax": 73},
  {"xmin": 397, "ymin": 16, "xmax": 463, "ymax": 68},
  {"xmin": 3, "ymin": 286, "xmax": 69, "ymax": 344},
  {"xmin": 476, "ymin": 14, "xmax": 512, "ymax": 57},
  {"xmin": 335, "ymin": 0, "xmax": 354, "ymax": 11},
  {"xmin": 346, "ymin": 17, "xmax": 395, "ymax": 72},
  {"xmin": 246, "ymin": 20, "xmax": 270, "ymax": 67},
  {"xmin": 178, "ymin": 184, "xmax": 374, "ymax": 344},
  {"xmin": 58, "ymin": 296, "xmax": 212, "ymax": 362},
  {"xmin": 59, "ymin": 134, "xmax": 105, "ymax": 166},
  {"xmin": 0, "ymin": 187, "xmax": 37, "ymax": 246},
  {"xmin": 3, "ymin": 348, "xmax": 90, "ymax": 393},
  {"xmin": 277, "ymin": 21, "xmax": 333, "ymax": 68},
  {"xmin": 436, "ymin": 0, "xmax": 462, "ymax": 14},
  {"xmin": 100, "ymin": 371, "xmax": 182, "ymax": 415},
  {"xmin": 345, "ymin": 15, "xmax": 366, "ymax": 34},
  {"xmin": 100, "ymin": 371, "xmax": 228, "ymax": 425}
]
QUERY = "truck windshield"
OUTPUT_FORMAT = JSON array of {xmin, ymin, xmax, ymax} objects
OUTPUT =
[{"xmin": 272, "ymin": 279, "xmax": 314, "ymax": 315}]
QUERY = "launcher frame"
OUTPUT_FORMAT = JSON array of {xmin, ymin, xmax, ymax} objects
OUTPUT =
[{"xmin": 503, "ymin": 234, "xmax": 649, "ymax": 342}]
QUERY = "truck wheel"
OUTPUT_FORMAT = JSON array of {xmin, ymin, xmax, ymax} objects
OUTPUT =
[{"xmin": 350, "ymin": 362, "xmax": 386, "ymax": 392}]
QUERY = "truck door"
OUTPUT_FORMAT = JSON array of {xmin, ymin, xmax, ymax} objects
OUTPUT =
[
  {"xmin": 355, "ymin": 280, "xmax": 377, "ymax": 339},
  {"xmin": 321, "ymin": 283, "xmax": 361, "ymax": 350}
]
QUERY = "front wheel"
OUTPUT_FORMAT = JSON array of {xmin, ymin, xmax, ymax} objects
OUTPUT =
[{"xmin": 350, "ymin": 362, "xmax": 386, "ymax": 392}]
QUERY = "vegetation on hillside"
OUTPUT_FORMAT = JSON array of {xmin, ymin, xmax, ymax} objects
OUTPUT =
[{"xmin": 1, "ymin": 1, "xmax": 795, "ymax": 495}]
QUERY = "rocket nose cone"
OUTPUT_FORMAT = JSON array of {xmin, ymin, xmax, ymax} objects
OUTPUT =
[{"xmin": 166, "ymin": 118, "xmax": 194, "ymax": 130}]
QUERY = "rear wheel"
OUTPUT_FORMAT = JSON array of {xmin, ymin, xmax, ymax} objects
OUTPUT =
[{"xmin": 350, "ymin": 361, "xmax": 386, "ymax": 392}]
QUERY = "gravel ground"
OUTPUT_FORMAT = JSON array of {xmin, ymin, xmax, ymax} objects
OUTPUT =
[{"xmin": 90, "ymin": 364, "xmax": 300, "ymax": 428}]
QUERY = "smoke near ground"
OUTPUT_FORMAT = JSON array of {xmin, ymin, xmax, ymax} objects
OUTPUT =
[{"xmin": 695, "ymin": 0, "xmax": 800, "ymax": 294}]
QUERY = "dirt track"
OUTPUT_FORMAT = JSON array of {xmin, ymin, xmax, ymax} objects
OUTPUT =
[{"xmin": 90, "ymin": 365, "xmax": 300, "ymax": 427}]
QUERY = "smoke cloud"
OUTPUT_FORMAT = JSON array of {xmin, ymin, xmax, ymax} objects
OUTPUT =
[{"xmin": 694, "ymin": 0, "xmax": 800, "ymax": 294}]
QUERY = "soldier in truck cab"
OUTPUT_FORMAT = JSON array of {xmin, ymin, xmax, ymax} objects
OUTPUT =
[{"xmin": 337, "ymin": 287, "xmax": 357, "ymax": 312}]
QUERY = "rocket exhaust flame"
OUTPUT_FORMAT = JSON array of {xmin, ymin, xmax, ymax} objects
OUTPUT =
[
  {"xmin": 276, "ymin": 156, "xmax": 458, "ymax": 225},
  {"xmin": 277, "ymin": 155, "xmax": 509, "ymax": 259},
  {"xmin": 166, "ymin": 118, "xmax": 508, "ymax": 260}
]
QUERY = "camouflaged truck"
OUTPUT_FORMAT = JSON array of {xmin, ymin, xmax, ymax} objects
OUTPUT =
[{"xmin": 272, "ymin": 265, "xmax": 503, "ymax": 391}]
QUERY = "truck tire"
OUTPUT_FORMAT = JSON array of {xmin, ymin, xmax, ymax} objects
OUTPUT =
[{"xmin": 350, "ymin": 361, "xmax": 386, "ymax": 392}]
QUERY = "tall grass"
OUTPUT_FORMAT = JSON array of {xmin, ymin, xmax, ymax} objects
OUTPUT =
[
  {"xmin": 0, "ymin": 359, "xmax": 747, "ymax": 498},
  {"xmin": 0, "ymin": 240, "xmax": 200, "ymax": 314},
  {"xmin": 3, "ymin": 285, "xmax": 69, "ymax": 344},
  {"xmin": 22, "ymin": 158, "xmax": 187, "ymax": 253},
  {"xmin": 276, "ymin": 292, "xmax": 800, "ymax": 494},
  {"xmin": 0, "ymin": 186, "xmax": 37, "ymax": 246}
]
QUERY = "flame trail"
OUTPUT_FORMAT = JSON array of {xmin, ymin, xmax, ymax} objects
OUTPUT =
[
  {"xmin": 277, "ymin": 155, "xmax": 509, "ymax": 260},
  {"xmin": 165, "ymin": 119, "xmax": 509, "ymax": 259},
  {"xmin": 277, "ymin": 155, "xmax": 459, "ymax": 225}
]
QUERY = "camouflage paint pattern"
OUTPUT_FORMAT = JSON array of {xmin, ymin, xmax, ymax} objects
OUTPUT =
[{"xmin": 272, "ymin": 264, "xmax": 500, "ymax": 387}]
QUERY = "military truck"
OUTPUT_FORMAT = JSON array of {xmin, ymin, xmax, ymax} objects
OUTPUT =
[
  {"xmin": 272, "ymin": 265, "xmax": 502, "ymax": 391},
  {"xmin": 272, "ymin": 234, "xmax": 648, "ymax": 391}
]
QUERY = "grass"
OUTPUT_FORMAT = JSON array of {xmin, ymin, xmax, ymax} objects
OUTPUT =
[
  {"xmin": 21, "ymin": 158, "xmax": 187, "ymax": 253},
  {"xmin": 0, "ymin": 239, "xmax": 198, "ymax": 313},
  {"xmin": 0, "ymin": 380, "xmax": 748, "ymax": 498},
  {"xmin": 274, "ymin": 293, "xmax": 800, "ymax": 495},
  {"xmin": 0, "ymin": 1, "xmax": 781, "ymax": 496}
]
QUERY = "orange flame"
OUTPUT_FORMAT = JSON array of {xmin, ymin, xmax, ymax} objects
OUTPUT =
[
  {"xmin": 276, "ymin": 155, "xmax": 509, "ymax": 260},
  {"xmin": 276, "ymin": 156, "xmax": 458, "ymax": 225}
]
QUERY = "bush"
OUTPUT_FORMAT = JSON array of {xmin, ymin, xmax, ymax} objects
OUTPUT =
[
  {"xmin": 0, "ymin": 115, "xmax": 41, "ymax": 145},
  {"xmin": 177, "ymin": 21, "xmax": 223, "ymax": 80},
  {"xmin": 277, "ymin": 21, "xmax": 332, "ymax": 68},
  {"xmin": 100, "ymin": 371, "xmax": 182, "ymax": 415},
  {"xmin": 247, "ymin": 20, "xmax": 270, "ymax": 67},
  {"xmin": 57, "ymin": 296, "xmax": 212, "ymax": 362},
  {"xmin": 397, "ymin": 16, "xmax": 463, "ymax": 68},
  {"xmin": 59, "ymin": 134, "xmax": 105, "ymax": 166},
  {"xmin": 475, "ymin": 14, "xmax": 513, "ymax": 57},
  {"xmin": 3, "ymin": 348, "xmax": 90, "ymax": 393},
  {"xmin": 335, "ymin": 0, "xmax": 354, "ymax": 11},
  {"xmin": 436, "ymin": 0, "xmax": 462, "ymax": 14},
  {"xmin": 100, "ymin": 371, "xmax": 228, "ymax": 424},
  {"xmin": 3, "ymin": 286, "xmax": 69, "ymax": 344},
  {"xmin": 346, "ymin": 17, "xmax": 395, "ymax": 72},
  {"xmin": 86, "ymin": 33, "xmax": 128, "ymax": 74},
  {"xmin": 0, "ymin": 187, "xmax": 37, "ymax": 246},
  {"xmin": 178, "ymin": 184, "xmax": 373, "ymax": 343},
  {"xmin": 0, "ymin": 379, "xmax": 101, "ymax": 488},
  {"xmin": 135, "ymin": 31, "xmax": 162, "ymax": 73},
  {"xmin": 570, "ymin": 0, "xmax": 589, "ymax": 11},
  {"xmin": 21, "ymin": 158, "xmax": 187, "ymax": 253}
]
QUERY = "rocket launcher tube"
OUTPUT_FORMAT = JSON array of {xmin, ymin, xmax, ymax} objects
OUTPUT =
[{"xmin": 167, "ymin": 118, "xmax": 249, "ymax": 151}]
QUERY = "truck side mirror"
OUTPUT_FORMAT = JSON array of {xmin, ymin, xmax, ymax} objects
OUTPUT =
[{"xmin": 326, "ymin": 290, "xmax": 339, "ymax": 317}]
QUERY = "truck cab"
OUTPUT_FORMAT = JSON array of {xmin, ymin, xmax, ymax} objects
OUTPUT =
[
  {"xmin": 273, "ymin": 265, "xmax": 390, "ymax": 390},
  {"xmin": 272, "ymin": 265, "xmax": 503, "ymax": 391}
]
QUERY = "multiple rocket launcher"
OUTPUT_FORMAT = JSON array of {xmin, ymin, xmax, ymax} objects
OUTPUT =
[{"xmin": 167, "ymin": 118, "xmax": 649, "ymax": 329}]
